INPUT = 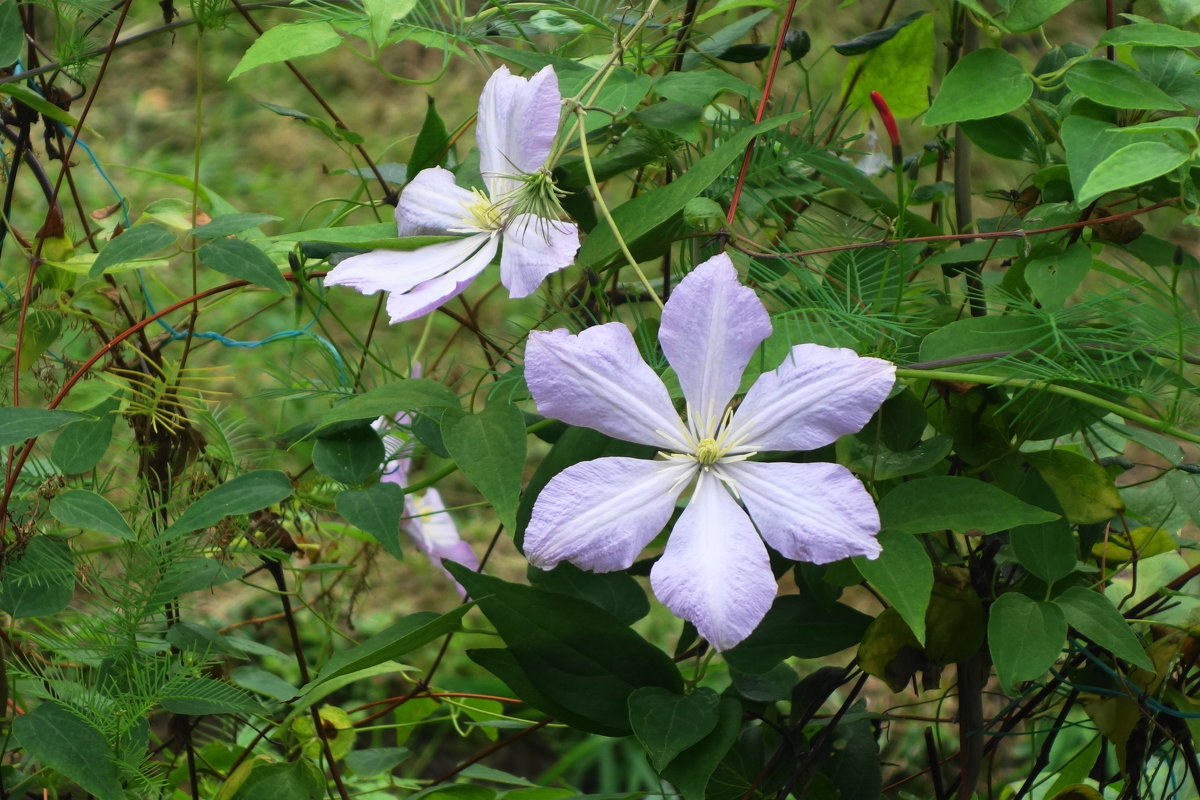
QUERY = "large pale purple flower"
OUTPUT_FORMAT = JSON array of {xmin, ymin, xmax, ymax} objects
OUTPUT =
[
  {"xmin": 325, "ymin": 65, "xmax": 579, "ymax": 323},
  {"xmin": 523, "ymin": 254, "xmax": 896, "ymax": 651}
]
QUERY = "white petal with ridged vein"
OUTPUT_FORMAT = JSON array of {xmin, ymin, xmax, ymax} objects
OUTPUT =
[
  {"xmin": 724, "ymin": 344, "xmax": 895, "ymax": 452},
  {"xmin": 499, "ymin": 214, "xmax": 579, "ymax": 297},
  {"xmin": 650, "ymin": 470, "xmax": 776, "ymax": 651},
  {"xmin": 396, "ymin": 167, "xmax": 483, "ymax": 236},
  {"xmin": 659, "ymin": 254, "xmax": 771, "ymax": 438},
  {"xmin": 526, "ymin": 324, "xmax": 691, "ymax": 451},
  {"xmin": 382, "ymin": 235, "xmax": 498, "ymax": 323},
  {"xmin": 726, "ymin": 460, "xmax": 882, "ymax": 564},
  {"xmin": 525, "ymin": 457, "xmax": 693, "ymax": 572},
  {"xmin": 477, "ymin": 66, "xmax": 561, "ymax": 203}
]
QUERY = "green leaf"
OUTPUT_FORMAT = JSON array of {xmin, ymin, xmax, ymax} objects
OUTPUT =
[
  {"xmin": 274, "ymin": 225, "xmax": 455, "ymax": 251},
  {"xmin": 654, "ymin": 71, "xmax": 756, "ymax": 105},
  {"xmin": 659, "ymin": 696, "xmax": 742, "ymax": 800},
  {"xmin": 925, "ymin": 49, "xmax": 1033, "ymax": 126},
  {"xmin": 364, "ymin": 0, "xmax": 417, "ymax": 46},
  {"xmin": 312, "ymin": 422, "xmax": 383, "ymax": 485},
  {"xmin": 528, "ymin": 562, "xmax": 649, "ymax": 625},
  {"xmin": 0, "ymin": 82, "xmax": 83, "ymax": 129},
  {"xmin": 838, "ymin": 433, "xmax": 952, "ymax": 481},
  {"xmin": 314, "ymin": 379, "xmax": 459, "ymax": 432},
  {"xmin": 231, "ymin": 666, "xmax": 298, "ymax": 701},
  {"xmin": 49, "ymin": 489, "xmax": 135, "ymax": 541},
  {"xmin": 988, "ymin": 593, "xmax": 1066, "ymax": 691},
  {"xmin": 197, "ymin": 238, "xmax": 290, "ymax": 295},
  {"xmin": 1054, "ymin": 586, "xmax": 1154, "ymax": 670},
  {"xmin": 628, "ymin": 687, "xmax": 721, "ymax": 771},
  {"xmin": 190, "ymin": 213, "xmax": 282, "ymax": 239},
  {"xmin": 152, "ymin": 558, "xmax": 244, "ymax": 605},
  {"xmin": 88, "ymin": 223, "xmax": 175, "ymax": 278},
  {"xmin": 0, "ymin": 536, "xmax": 75, "ymax": 618},
  {"xmin": 162, "ymin": 470, "xmax": 294, "ymax": 540},
  {"xmin": 229, "ymin": 22, "xmax": 342, "ymax": 79},
  {"xmin": 222, "ymin": 758, "xmax": 324, "ymax": 800},
  {"xmin": 841, "ymin": 11, "xmax": 935, "ymax": 118},
  {"xmin": 336, "ymin": 482, "xmax": 405, "ymax": 557},
  {"xmin": 0, "ymin": 0, "xmax": 23, "ymax": 69},
  {"xmin": 960, "ymin": 115, "xmax": 1041, "ymax": 161},
  {"xmin": 1011, "ymin": 520, "xmax": 1076, "ymax": 585},
  {"xmin": 307, "ymin": 607, "xmax": 468, "ymax": 689},
  {"xmin": 832, "ymin": 10, "xmax": 927, "ymax": 55},
  {"xmin": 1027, "ymin": 450, "xmax": 1124, "ymax": 524},
  {"xmin": 1077, "ymin": 141, "xmax": 1189, "ymax": 205},
  {"xmin": 724, "ymin": 594, "xmax": 873, "ymax": 673},
  {"xmin": 918, "ymin": 314, "xmax": 1051, "ymax": 371},
  {"xmin": 448, "ymin": 565, "xmax": 683, "ymax": 736},
  {"xmin": 1004, "ymin": 0, "xmax": 1075, "ymax": 32},
  {"xmin": 1024, "ymin": 242, "xmax": 1092, "ymax": 309},
  {"xmin": 1134, "ymin": 46, "xmax": 1200, "ymax": 107},
  {"xmin": 161, "ymin": 677, "xmax": 264, "ymax": 715},
  {"xmin": 442, "ymin": 402, "xmax": 526, "ymax": 533},
  {"xmin": 51, "ymin": 397, "xmax": 118, "ymax": 474},
  {"xmin": 576, "ymin": 113, "xmax": 805, "ymax": 270},
  {"xmin": 878, "ymin": 476, "xmax": 1059, "ymax": 534},
  {"xmin": 0, "ymin": 407, "xmax": 89, "ymax": 447},
  {"xmin": 468, "ymin": 647, "xmax": 605, "ymax": 732},
  {"xmin": 1064, "ymin": 59, "xmax": 1184, "ymax": 110},
  {"xmin": 854, "ymin": 531, "xmax": 932, "ymax": 645},
  {"xmin": 345, "ymin": 747, "xmax": 409, "ymax": 777},
  {"xmin": 1100, "ymin": 22, "xmax": 1200, "ymax": 48},
  {"xmin": 408, "ymin": 95, "xmax": 449, "ymax": 175},
  {"xmin": 14, "ymin": 702, "xmax": 122, "ymax": 800}
]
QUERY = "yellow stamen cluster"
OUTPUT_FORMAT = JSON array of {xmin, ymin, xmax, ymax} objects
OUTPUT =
[
  {"xmin": 463, "ymin": 188, "xmax": 505, "ymax": 231},
  {"xmin": 695, "ymin": 437, "xmax": 722, "ymax": 467}
]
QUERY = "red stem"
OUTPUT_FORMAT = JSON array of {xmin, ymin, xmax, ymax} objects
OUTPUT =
[{"xmin": 725, "ymin": 0, "xmax": 802, "ymax": 226}]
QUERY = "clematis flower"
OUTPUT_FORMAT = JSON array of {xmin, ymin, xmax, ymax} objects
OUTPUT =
[
  {"xmin": 376, "ymin": 416, "xmax": 479, "ymax": 596},
  {"xmin": 325, "ymin": 65, "xmax": 579, "ymax": 323},
  {"xmin": 523, "ymin": 254, "xmax": 896, "ymax": 651}
]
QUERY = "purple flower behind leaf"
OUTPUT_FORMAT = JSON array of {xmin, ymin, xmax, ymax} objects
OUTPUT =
[
  {"xmin": 376, "ymin": 416, "xmax": 478, "ymax": 596},
  {"xmin": 325, "ymin": 65, "xmax": 579, "ymax": 323},
  {"xmin": 523, "ymin": 254, "xmax": 896, "ymax": 651}
]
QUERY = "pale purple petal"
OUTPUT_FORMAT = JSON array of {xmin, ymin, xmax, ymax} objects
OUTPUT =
[
  {"xmin": 499, "ymin": 215, "xmax": 579, "ymax": 297},
  {"xmin": 526, "ymin": 325, "xmax": 690, "ymax": 451},
  {"xmin": 324, "ymin": 233, "xmax": 492, "ymax": 299},
  {"xmin": 724, "ymin": 461, "xmax": 881, "ymax": 563},
  {"xmin": 525, "ymin": 457, "xmax": 693, "ymax": 572},
  {"xmin": 724, "ymin": 344, "xmax": 895, "ymax": 452},
  {"xmin": 382, "ymin": 235, "xmax": 499, "ymax": 323},
  {"xmin": 660, "ymin": 254, "xmax": 771, "ymax": 437},
  {"xmin": 405, "ymin": 489, "xmax": 478, "ymax": 597},
  {"xmin": 650, "ymin": 471, "xmax": 776, "ymax": 651},
  {"xmin": 396, "ymin": 167, "xmax": 482, "ymax": 236},
  {"xmin": 477, "ymin": 66, "xmax": 561, "ymax": 201}
]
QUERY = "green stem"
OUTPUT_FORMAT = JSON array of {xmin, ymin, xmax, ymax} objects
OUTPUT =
[{"xmin": 896, "ymin": 368, "xmax": 1200, "ymax": 446}]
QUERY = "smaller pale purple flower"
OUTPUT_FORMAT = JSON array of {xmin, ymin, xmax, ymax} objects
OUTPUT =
[
  {"xmin": 523, "ymin": 254, "xmax": 896, "ymax": 651},
  {"xmin": 376, "ymin": 416, "xmax": 479, "ymax": 595},
  {"xmin": 325, "ymin": 65, "xmax": 579, "ymax": 323}
]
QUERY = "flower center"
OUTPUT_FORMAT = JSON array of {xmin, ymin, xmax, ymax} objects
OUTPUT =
[
  {"xmin": 462, "ymin": 188, "xmax": 505, "ymax": 231},
  {"xmin": 695, "ymin": 437, "xmax": 722, "ymax": 467}
]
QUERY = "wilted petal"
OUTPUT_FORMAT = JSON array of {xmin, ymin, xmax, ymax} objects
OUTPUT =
[
  {"xmin": 725, "ymin": 344, "xmax": 895, "ymax": 452},
  {"xmin": 526, "ymin": 325, "xmax": 690, "ymax": 451},
  {"xmin": 477, "ymin": 66, "xmax": 561, "ymax": 201},
  {"xmin": 660, "ymin": 254, "xmax": 770, "ymax": 436},
  {"xmin": 382, "ymin": 234, "xmax": 499, "ymax": 323},
  {"xmin": 650, "ymin": 471, "xmax": 775, "ymax": 651},
  {"xmin": 499, "ymin": 215, "xmax": 579, "ymax": 297},
  {"xmin": 525, "ymin": 457, "xmax": 693, "ymax": 572},
  {"xmin": 405, "ymin": 489, "xmax": 477, "ymax": 597},
  {"xmin": 725, "ymin": 461, "xmax": 881, "ymax": 564},
  {"xmin": 396, "ymin": 167, "xmax": 482, "ymax": 236}
]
